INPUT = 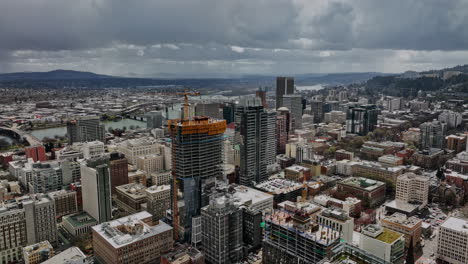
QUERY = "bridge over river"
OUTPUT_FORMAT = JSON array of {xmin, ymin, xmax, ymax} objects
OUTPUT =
[{"xmin": 0, "ymin": 126, "xmax": 42, "ymax": 146}]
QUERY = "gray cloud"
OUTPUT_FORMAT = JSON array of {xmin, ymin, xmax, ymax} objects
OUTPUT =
[{"xmin": 1, "ymin": 0, "xmax": 468, "ymax": 76}]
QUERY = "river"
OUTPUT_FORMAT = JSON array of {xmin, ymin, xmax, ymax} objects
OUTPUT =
[{"xmin": 30, "ymin": 118, "xmax": 146, "ymax": 140}]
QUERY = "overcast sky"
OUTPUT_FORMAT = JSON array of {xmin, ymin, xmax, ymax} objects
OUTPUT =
[{"xmin": 1, "ymin": 0, "xmax": 468, "ymax": 77}]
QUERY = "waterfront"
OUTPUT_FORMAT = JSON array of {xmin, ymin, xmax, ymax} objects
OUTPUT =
[{"xmin": 30, "ymin": 118, "xmax": 146, "ymax": 140}]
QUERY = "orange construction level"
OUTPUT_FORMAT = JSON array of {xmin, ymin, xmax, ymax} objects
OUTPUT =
[{"xmin": 168, "ymin": 117, "xmax": 227, "ymax": 136}]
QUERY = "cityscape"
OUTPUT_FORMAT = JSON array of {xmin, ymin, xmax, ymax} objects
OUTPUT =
[{"xmin": 1, "ymin": 1, "xmax": 468, "ymax": 264}]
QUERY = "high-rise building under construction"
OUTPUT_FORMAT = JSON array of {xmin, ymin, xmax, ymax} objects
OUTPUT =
[
  {"xmin": 235, "ymin": 97, "xmax": 276, "ymax": 187},
  {"xmin": 168, "ymin": 116, "xmax": 226, "ymax": 241}
]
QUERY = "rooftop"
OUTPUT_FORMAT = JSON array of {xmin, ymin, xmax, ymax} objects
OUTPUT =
[
  {"xmin": 92, "ymin": 211, "xmax": 172, "ymax": 249},
  {"xmin": 146, "ymin": 184, "xmax": 171, "ymax": 194},
  {"xmin": 441, "ymin": 217, "xmax": 468, "ymax": 232},
  {"xmin": 63, "ymin": 212, "xmax": 97, "ymax": 228},
  {"xmin": 255, "ymin": 179, "xmax": 303, "ymax": 194},
  {"xmin": 116, "ymin": 183, "xmax": 147, "ymax": 199},
  {"xmin": 42, "ymin": 247, "xmax": 86, "ymax": 264},
  {"xmin": 265, "ymin": 210, "xmax": 340, "ymax": 246},
  {"xmin": 382, "ymin": 212, "xmax": 422, "ymax": 228},
  {"xmin": 339, "ymin": 177, "xmax": 385, "ymax": 191}
]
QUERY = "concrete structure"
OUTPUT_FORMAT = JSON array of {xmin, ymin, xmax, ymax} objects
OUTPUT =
[
  {"xmin": 255, "ymin": 179, "xmax": 304, "ymax": 206},
  {"xmin": 201, "ymin": 194, "xmax": 244, "ymax": 264},
  {"xmin": 82, "ymin": 140, "xmax": 105, "ymax": 159},
  {"xmin": 22, "ymin": 195, "xmax": 57, "ymax": 246},
  {"xmin": 146, "ymin": 110, "xmax": 164, "ymax": 129},
  {"xmin": 395, "ymin": 172, "xmax": 429, "ymax": 208},
  {"xmin": 276, "ymin": 77, "xmax": 294, "ymax": 109},
  {"xmin": 117, "ymin": 138, "xmax": 161, "ymax": 164},
  {"xmin": 420, "ymin": 120, "xmax": 447, "ymax": 150},
  {"xmin": 152, "ymin": 171, "xmax": 172, "ymax": 186},
  {"xmin": 47, "ymin": 190, "xmax": 77, "ymax": 218},
  {"xmin": 310, "ymin": 100, "xmax": 324, "ymax": 123},
  {"xmin": 402, "ymin": 128, "xmax": 421, "ymax": 145},
  {"xmin": 137, "ymin": 154, "xmax": 164, "ymax": 176},
  {"xmin": 437, "ymin": 217, "xmax": 468, "ymax": 264},
  {"xmin": 67, "ymin": 115, "xmax": 106, "ymax": 144},
  {"xmin": 146, "ymin": 185, "xmax": 171, "ymax": 221},
  {"xmin": 346, "ymin": 104, "xmax": 378, "ymax": 136},
  {"xmin": 195, "ymin": 103, "xmax": 222, "ymax": 119},
  {"xmin": 115, "ymin": 183, "xmax": 147, "ymax": 214},
  {"xmin": 161, "ymin": 244, "xmax": 204, "ymax": 264},
  {"xmin": 262, "ymin": 210, "xmax": 341, "ymax": 264},
  {"xmin": 282, "ymin": 94, "xmax": 303, "ymax": 129},
  {"xmin": 316, "ymin": 208, "xmax": 354, "ymax": 243},
  {"xmin": 0, "ymin": 194, "xmax": 57, "ymax": 264},
  {"xmin": 351, "ymin": 161, "xmax": 404, "ymax": 184},
  {"xmin": 236, "ymin": 97, "xmax": 276, "ymax": 186},
  {"xmin": 335, "ymin": 149, "xmax": 354, "ymax": 161},
  {"xmin": 276, "ymin": 107, "xmax": 291, "ymax": 154},
  {"xmin": 109, "ymin": 152, "xmax": 129, "ymax": 194},
  {"xmin": 81, "ymin": 157, "xmax": 112, "ymax": 223},
  {"xmin": 284, "ymin": 165, "xmax": 311, "ymax": 182},
  {"xmin": 23, "ymin": 241, "xmax": 54, "ymax": 264},
  {"xmin": 324, "ymin": 111, "xmax": 346, "ymax": 124},
  {"xmin": 359, "ymin": 225, "xmax": 405, "ymax": 263},
  {"xmin": 41, "ymin": 247, "xmax": 89, "ymax": 264},
  {"xmin": 378, "ymin": 155, "xmax": 404, "ymax": 167},
  {"xmin": 438, "ymin": 110, "xmax": 463, "ymax": 128},
  {"xmin": 447, "ymin": 134, "xmax": 467, "ymax": 153},
  {"xmin": 337, "ymin": 177, "xmax": 386, "ymax": 208},
  {"xmin": 62, "ymin": 212, "xmax": 97, "ymax": 237},
  {"xmin": 381, "ymin": 212, "xmax": 422, "ymax": 249},
  {"xmin": 92, "ymin": 211, "xmax": 173, "ymax": 264}
]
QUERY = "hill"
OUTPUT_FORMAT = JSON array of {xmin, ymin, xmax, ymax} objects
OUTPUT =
[{"xmin": 0, "ymin": 70, "xmax": 114, "ymax": 80}]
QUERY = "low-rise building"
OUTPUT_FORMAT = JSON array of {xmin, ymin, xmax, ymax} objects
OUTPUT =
[
  {"xmin": 255, "ymin": 179, "xmax": 304, "ymax": 206},
  {"xmin": 351, "ymin": 161, "xmax": 404, "ymax": 184},
  {"xmin": 359, "ymin": 224, "xmax": 405, "ymax": 263},
  {"xmin": 92, "ymin": 211, "xmax": 173, "ymax": 264},
  {"xmin": 115, "ymin": 183, "xmax": 147, "ymax": 214},
  {"xmin": 145, "ymin": 185, "xmax": 171, "ymax": 221},
  {"xmin": 284, "ymin": 165, "xmax": 310, "ymax": 182},
  {"xmin": 42, "ymin": 247, "xmax": 90, "ymax": 264},
  {"xmin": 62, "ymin": 212, "xmax": 98, "ymax": 237},
  {"xmin": 316, "ymin": 208, "xmax": 354, "ymax": 243},
  {"xmin": 381, "ymin": 212, "xmax": 422, "ymax": 250},
  {"xmin": 23, "ymin": 241, "xmax": 54, "ymax": 264},
  {"xmin": 336, "ymin": 177, "xmax": 386, "ymax": 208}
]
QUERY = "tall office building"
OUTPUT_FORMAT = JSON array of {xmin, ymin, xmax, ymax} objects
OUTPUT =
[
  {"xmin": 346, "ymin": 104, "xmax": 378, "ymax": 136},
  {"xmin": 109, "ymin": 152, "xmax": 128, "ymax": 194},
  {"xmin": 146, "ymin": 110, "xmax": 164, "ymax": 129},
  {"xmin": 0, "ymin": 195, "xmax": 58, "ymax": 264},
  {"xmin": 168, "ymin": 116, "xmax": 226, "ymax": 241},
  {"xmin": 310, "ymin": 100, "xmax": 324, "ymax": 123},
  {"xmin": 0, "ymin": 204, "xmax": 26, "ymax": 263},
  {"xmin": 276, "ymin": 107, "xmax": 292, "ymax": 154},
  {"xmin": 256, "ymin": 89, "xmax": 267, "ymax": 108},
  {"xmin": 223, "ymin": 102, "xmax": 236, "ymax": 124},
  {"xmin": 282, "ymin": 94, "xmax": 303, "ymax": 129},
  {"xmin": 67, "ymin": 116, "xmax": 106, "ymax": 144},
  {"xmin": 235, "ymin": 97, "xmax": 276, "ymax": 186},
  {"xmin": 420, "ymin": 120, "xmax": 447, "ymax": 149},
  {"xmin": 201, "ymin": 194, "xmax": 244, "ymax": 264},
  {"xmin": 195, "ymin": 103, "xmax": 222, "ymax": 119},
  {"xmin": 276, "ymin": 77, "xmax": 294, "ymax": 109},
  {"xmin": 80, "ymin": 157, "xmax": 112, "ymax": 223}
]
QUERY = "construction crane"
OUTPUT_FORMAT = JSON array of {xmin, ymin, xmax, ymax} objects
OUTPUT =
[{"xmin": 146, "ymin": 88, "xmax": 200, "ymax": 120}]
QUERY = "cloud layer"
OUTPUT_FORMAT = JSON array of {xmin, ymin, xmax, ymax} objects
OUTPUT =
[{"xmin": 1, "ymin": 0, "xmax": 468, "ymax": 76}]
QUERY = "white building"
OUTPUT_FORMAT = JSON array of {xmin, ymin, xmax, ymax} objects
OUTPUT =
[
  {"xmin": 439, "ymin": 110, "xmax": 463, "ymax": 128},
  {"xmin": 82, "ymin": 141, "xmax": 105, "ymax": 159},
  {"xmin": 136, "ymin": 154, "xmax": 164, "ymax": 176},
  {"xmin": 359, "ymin": 224, "xmax": 405, "ymax": 263},
  {"xmin": 316, "ymin": 208, "xmax": 354, "ymax": 243},
  {"xmin": 396, "ymin": 172, "xmax": 429, "ymax": 208},
  {"xmin": 117, "ymin": 138, "xmax": 161, "ymax": 164},
  {"xmin": 438, "ymin": 217, "xmax": 468, "ymax": 264}
]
